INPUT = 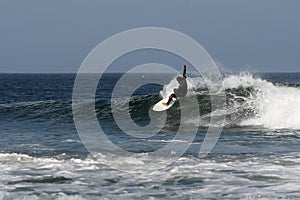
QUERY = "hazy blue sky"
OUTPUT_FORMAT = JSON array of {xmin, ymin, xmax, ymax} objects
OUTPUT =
[{"xmin": 0, "ymin": 0, "xmax": 299, "ymax": 73}]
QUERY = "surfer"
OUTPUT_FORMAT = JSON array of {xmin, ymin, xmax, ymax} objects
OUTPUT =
[{"xmin": 163, "ymin": 64, "xmax": 187, "ymax": 106}]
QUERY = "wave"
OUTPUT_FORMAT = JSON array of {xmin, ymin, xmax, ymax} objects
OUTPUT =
[
  {"xmin": 222, "ymin": 73, "xmax": 300, "ymax": 130},
  {"xmin": 2, "ymin": 73, "xmax": 300, "ymax": 130},
  {"xmin": 161, "ymin": 72, "xmax": 300, "ymax": 130},
  {"xmin": 0, "ymin": 100, "xmax": 73, "ymax": 123}
]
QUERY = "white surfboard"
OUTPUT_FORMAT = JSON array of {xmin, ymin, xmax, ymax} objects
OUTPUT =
[{"xmin": 153, "ymin": 97, "xmax": 176, "ymax": 111}]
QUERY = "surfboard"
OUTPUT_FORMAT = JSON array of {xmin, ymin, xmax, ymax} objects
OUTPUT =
[{"xmin": 153, "ymin": 97, "xmax": 176, "ymax": 111}]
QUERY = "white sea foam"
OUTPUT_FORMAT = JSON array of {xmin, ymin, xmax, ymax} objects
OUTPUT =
[
  {"xmin": 161, "ymin": 72, "xmax": 300, "ymax": 130},
  {"xmin": 223, "ymin": 73, "xmax": 300, "ymax": 130},
  {"xmin": 1, "ymin": 152, "xmax": 300, "ymax": 199}
]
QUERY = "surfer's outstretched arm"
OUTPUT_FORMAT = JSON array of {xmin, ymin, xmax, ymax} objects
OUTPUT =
[{"xmin": 183, "ymin": 64, "xmax": 187, "ymax": 78}]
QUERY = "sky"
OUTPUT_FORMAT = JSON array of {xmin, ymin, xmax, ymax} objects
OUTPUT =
[{"xmin": 0, "ymin": 0, "xmax": 299, "ymax": 73}]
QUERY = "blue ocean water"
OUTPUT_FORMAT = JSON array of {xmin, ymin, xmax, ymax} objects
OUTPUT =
[{"xmin": 1, "ymin": 73, "xmax": 300, "ymax": 199}]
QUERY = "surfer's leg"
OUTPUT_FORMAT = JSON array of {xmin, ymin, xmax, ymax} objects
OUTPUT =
[
  {"xmin": 163, "ymin": 94, "xmax": 175, "ymax": 106},
  {"xmin": 164, "ymin": 94, "xmax": 176, "ymax": 106},
  {"xmin": 171, "ymin": 93, "xmax": 177, "ymax": 100},
  {"xmin": 163, "ymin": 88, "xmax": 178, "ymax": 106}
]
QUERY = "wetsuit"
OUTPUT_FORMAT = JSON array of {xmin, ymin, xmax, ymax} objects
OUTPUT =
[{"xmin": 166, "ymin": 66, "xmax": 187, "ymax": 105}]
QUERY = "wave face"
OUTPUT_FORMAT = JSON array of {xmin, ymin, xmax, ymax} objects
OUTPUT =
[{"xmin": 1, "ymin": 73, "xmax": 300, "ymax": 131}]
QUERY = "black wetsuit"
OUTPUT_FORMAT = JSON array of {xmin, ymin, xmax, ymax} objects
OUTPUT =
[{"xmin": 166, "ymin": 67, "xmax": 187, "ymax": 105}]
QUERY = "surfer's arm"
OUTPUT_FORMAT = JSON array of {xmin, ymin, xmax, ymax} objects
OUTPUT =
[{"xmin": 183, "ymin": 64, "xmax": 187, "ymax": 78}]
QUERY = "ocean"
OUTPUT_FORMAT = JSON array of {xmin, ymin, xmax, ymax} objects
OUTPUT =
[{"xmin": 1, "ymin": 72, "xmax": 300, "ymax": 199}]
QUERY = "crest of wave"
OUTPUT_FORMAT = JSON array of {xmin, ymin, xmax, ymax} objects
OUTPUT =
[{"xmin": 223, "ymin": 72, "xmax": 300, "ymax": 130}]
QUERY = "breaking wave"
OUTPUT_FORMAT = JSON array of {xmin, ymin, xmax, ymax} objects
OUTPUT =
[{"xmin": 1, "ymin": 73, "xmax": 300, "ymax": 130}]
